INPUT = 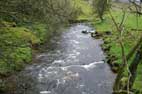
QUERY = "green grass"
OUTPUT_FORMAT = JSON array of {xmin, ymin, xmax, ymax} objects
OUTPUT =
[
  {"xmin": 134, "ymin": 63, "xmax": 142, "ymax": 90},
  {"xmin": 93, "ymin": 10, "xmax": 142, "ymax": 32}
]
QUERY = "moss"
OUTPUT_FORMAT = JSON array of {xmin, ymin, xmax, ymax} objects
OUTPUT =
[
  {"xmin": 30, "ymin": 23, "xmax": 48, "ymax": 43},
  {"xmin": 0, "ymin": 22, "xmax": 42, "ymax": 76},
  {"xmin": 9, "ymin": 47, "xmax": 32, "ymax": 70},
  {"xmin": 0, "ymin": 61, "xmax": 12, "ymax": 76}
]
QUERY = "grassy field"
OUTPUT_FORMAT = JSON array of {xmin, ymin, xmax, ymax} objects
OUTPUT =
[{"xmin": 92, "ymin": 3, "xmax": 142, "ymax": 92}]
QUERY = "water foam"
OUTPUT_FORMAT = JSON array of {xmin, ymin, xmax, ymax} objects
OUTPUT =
[
  {"xmin": 40, "ymin": 91, "xmax": 51, "ymax": 94},
  {"xmin": 70, "ymin": 40, "xmax": 80, "ymax": 44}
]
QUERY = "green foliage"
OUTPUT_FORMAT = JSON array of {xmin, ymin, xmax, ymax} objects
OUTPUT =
[
  {"xmin": 0, "ymin": 0, "xmax": 79, "ymax": 24},
  {"xmin": 75, "ymin": 0, "xmax": 93, "ymax": 20}
]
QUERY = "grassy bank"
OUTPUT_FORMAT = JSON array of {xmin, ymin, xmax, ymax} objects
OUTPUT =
[
  {"xmin": 92, "ymin": 3, "xmax": 142, "ymax": 92},
  {"xmin": 0, "ymin": 21, "xmax": 49, "ymax": 77}
]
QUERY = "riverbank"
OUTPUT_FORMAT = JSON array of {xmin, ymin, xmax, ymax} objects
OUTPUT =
[{"xmin": 91, "ymin": 2, "xmax": 142, "ymax": 93}]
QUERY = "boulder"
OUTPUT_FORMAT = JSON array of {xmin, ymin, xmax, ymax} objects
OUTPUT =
[{"xmin": 81, "ymin": 30, "xmax": 88, "ymax": 34}]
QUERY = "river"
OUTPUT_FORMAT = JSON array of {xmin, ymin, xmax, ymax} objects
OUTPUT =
[{"xmin": 9, "ymin": 23, "xmax": 115, "ymax": 94}]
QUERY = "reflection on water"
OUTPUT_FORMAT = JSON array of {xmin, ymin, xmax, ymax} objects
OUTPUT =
[{"xmin": 13, "ymin": 23, "xmax": 115, "ymax": 94}]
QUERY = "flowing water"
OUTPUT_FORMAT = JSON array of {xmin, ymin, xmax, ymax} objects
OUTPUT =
[{"xmin": 11, "ymin": 23, "xmax": 115, "ymax": 94}]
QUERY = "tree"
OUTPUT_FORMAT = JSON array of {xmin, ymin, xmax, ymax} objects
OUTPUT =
[
  {"xmin": 93, "ymin": 0, "xmax": 111, "ymax": 21},
  {"xmin": 0, "ymin": 0, "xmax": 78, "ymax": 24}
]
